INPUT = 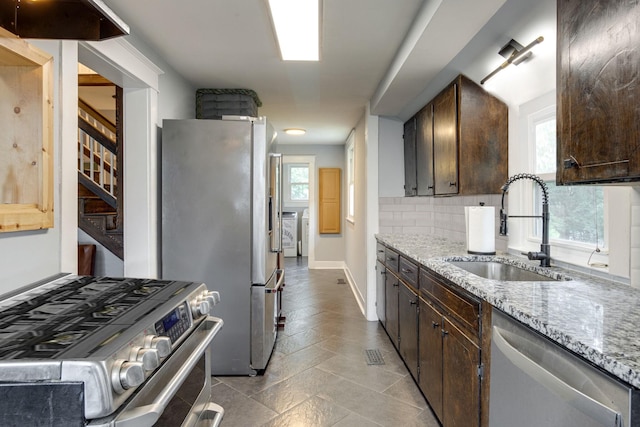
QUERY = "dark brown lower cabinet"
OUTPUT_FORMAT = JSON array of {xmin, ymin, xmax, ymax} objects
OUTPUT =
[
  {"xmin": 442, "ymin": 317, "xmax": 480, "ymax": 427},
  {"xmin": 398, "ymin": 282, "xmax": 418, "ymax": 379},
  {"xmin": 385, "ymin": 271, "xmax": 400, "ymax": 349},
  {"xmin": 418, "ymin": 272, "xmax": 482, "ymax": 427},
  {"xmin": 419, "ymin": 297, "xmax": 443, "ymax": 421}
]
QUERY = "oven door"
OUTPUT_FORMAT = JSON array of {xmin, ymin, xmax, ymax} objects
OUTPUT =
[{"xmin": 90, "ymin": 317, "xmax": 224, "ymax": 427}]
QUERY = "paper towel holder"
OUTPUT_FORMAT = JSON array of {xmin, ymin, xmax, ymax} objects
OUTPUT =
[{"xmin": 465, "ymin": 203, "xmax": 496, "ymax": 255}]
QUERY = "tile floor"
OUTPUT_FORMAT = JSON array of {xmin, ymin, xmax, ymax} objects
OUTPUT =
[{"xmin": 212, "ymin": 257, "xmax": 439, "ymax": 426}]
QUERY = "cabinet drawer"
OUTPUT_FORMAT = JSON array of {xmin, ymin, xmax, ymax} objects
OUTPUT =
[
  {"xmin": 420, "ymin": 268, "xmax": 480, "ymax": 336},
  {"xmin": 399, "ymin": 257, "xmax": 419, "ymax": 290},
  {"xmin": 385, "ymin": 248, "xmax": 400, "ymax": 273},
  {"xmin": 376, "ymin": 242, "xmax": 386, "ymax": 262}
]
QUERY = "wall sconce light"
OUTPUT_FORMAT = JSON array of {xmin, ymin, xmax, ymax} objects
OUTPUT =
[{"xmin": 481, "ymin": 36, "xmax": 544, "ymax": 85}]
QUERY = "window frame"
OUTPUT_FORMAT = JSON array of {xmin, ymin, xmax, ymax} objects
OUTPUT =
[
  {"xmin": 283, "ymin": 163, "xmax": 309, "ymax": 208},
  {"xmin": 346, "ymin": 131, "xmax": 355, "ymax": 223}
]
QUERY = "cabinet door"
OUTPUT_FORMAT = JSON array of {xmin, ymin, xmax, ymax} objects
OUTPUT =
[
  {"xmin": 376, "ymin": 261, "xmax": 386, "ymax": 326},
  {"xmin": 404, "ymin": 117, "xmax": 417, "ymax": 196},
  {"xmin": 416, "ymin": 104, "xmax": 434, "ymax": 196},
  {"xmin": 385, "ymin": 271, "xmax": 400, "ymax": 349},
  {"xmin": 442, "ymin": 317, "xmax": 480, "ymax": 427},
  {"xmin": 418, "ymin": 298, "xmax": 443, "ymax": 422},
  {"xmin": 318, "ymin": 168, "xmax": 341, "ymax": 234},
  {"xmin": 433, "ymin": 83, "xmax": 459, "ymax": 195},
  {"xmin": 398, "ymin": 282, "xmax": 418, "ymax": 379},
  {"xmin": 557, "ymin": 0, "xmax": 640, "ymax": 184}
]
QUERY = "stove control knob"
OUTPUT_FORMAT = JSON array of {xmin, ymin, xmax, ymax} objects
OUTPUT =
[
  {"xmin": 191, "ymin": 297, "xmax": 211, "ymax": 317},
  {"xmin": 145, "ymin": 335, "xmax": 172, "ymax": 358},
  {"xmin": 130, "ymin": 347, "xmax": 160, "ymax": 371},
  {"xmin": 113, "ymin": 360, "xmax": 145, "ymax": 393},
  {"xmin": 203, "ymin": 291, "xmax": 220, "ymax": 308}
]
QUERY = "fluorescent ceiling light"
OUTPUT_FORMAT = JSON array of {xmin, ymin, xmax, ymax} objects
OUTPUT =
[{"xmin": 268, "ymin": 0, "xmax": 320, "ymax": 61}]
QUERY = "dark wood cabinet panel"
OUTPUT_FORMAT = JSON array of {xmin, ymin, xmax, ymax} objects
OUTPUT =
[
  {"xmin": 399, "ymin": 282, "xmax": 419, "ymax": 379},
  {"xmin": 416, "ymin": 104, "xmax": 435, "ymax": 196},
  {"xmin": 433, "ymin": 83, "xmax": 459, "ymax": 195},
  {"xmin": 376, "ymin": 261, "xmax": 386, "ymax": 326},
  {"xmin": 557, "ymin": 0, "xmax": 640, "ymax": 184},
  {"xmin": 442, "ymin": 317, "xmax": 481, "ymax": 427},
  {"xmin": 385, "ymin": 271, "xmax": 400, "ymax": 349},
  {"xmin": 404, "ymin": 117, "xmax": 418, "ymax": 196},
  {"xmin": 419, "ymin": 297, "xmax": 444, "ymax": 422},
  {"xmin": 457, "ymin": 75, "xmax": 509, "ymax": 195}
]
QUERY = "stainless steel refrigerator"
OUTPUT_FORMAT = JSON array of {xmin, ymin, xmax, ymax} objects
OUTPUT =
[{"xmin": 161, "ymin": 117, "xmax": 283, "ymax": 375}]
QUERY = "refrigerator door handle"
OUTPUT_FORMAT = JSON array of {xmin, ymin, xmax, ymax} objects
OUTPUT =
[{"xmin": 269, "ymin": 153, "xmax": 283, "ymax": 253}]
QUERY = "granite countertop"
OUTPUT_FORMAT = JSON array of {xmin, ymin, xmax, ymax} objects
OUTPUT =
[{"xmin": 376, "ymin": 233, "xmax": 640, "ymax": 389}]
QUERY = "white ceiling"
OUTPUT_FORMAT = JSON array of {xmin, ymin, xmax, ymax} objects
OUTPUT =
[{"xmin": 101, "ymin": 0, "xmax": 512, "ymax": 145}]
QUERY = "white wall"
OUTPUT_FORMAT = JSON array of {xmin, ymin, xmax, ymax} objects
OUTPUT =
[{"xmin": 378, "ymin": 117, "xmax": 404, "ymax": 197}]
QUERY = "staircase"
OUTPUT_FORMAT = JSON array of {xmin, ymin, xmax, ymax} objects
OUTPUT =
[{"xmin": 77, "ymin": 98, "xmax": 124, "ymax": 259}]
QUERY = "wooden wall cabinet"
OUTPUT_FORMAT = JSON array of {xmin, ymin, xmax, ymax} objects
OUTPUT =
[
  {"xmin": 0, "ymin": 27, "xmax": 54, "ymax": 232},
  {"xmin": 557, "ymin": 0, "xmax": 640, "ymax": 184},
  {"xmin": 404, "ymin": 117, "xmax": 417, "ymax": 196},
  {"xmin": 416, "ymin": 104, "xmax": 435, "ymax": 196},
  {"xmin": 318, "ymin": 168, "xmax": 341, "ymax": 234},
  {"xmin": 404, "ymin": 74, "xmax": 508, "ymax": 196}
]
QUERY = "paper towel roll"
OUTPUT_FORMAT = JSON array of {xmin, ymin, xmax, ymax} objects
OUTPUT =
[{"xmin": 465, "ymin": 206, "xmax": 496, "ymax": 254}]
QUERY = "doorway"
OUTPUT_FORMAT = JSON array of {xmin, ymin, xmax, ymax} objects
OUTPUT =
[{"xmin": 282, "ymin": 155, "xmax": 315, "ymax": 269}]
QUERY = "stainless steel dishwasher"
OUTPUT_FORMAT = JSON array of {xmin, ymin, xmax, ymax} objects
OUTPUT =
[{"xmin": 489, "ymin": 309, "xmax": 640, "ymax": 427}]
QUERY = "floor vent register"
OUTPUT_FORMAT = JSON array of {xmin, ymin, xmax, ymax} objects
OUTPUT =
[{"xmin": 365, "ymin": 349, "xmax": 385, "ymax": 365}]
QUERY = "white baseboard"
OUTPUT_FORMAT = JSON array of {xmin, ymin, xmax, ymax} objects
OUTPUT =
[
  {"xmin": 343, "ymin": 265, "xmax": 366, "ymax": 317},
  {"xmin": 308, "ymin": 260, "xmax": 344, "ymax": 269}
]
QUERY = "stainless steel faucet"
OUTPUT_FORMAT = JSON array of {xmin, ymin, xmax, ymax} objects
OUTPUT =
[{"xmin": 499, "ymin": 173, "xmax": 551, "ymax": 267}]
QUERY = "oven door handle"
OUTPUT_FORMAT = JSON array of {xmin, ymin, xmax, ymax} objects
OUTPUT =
[{"xmin": 114, "ymin": 317, "xmax": 224, "ymax": 427}]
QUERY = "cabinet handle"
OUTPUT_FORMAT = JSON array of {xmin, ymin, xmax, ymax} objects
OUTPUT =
[
  {"xmin": 431, "ymin": 321, "xmax": 439, "ymax": 328},
  {"xmin": 427, "ymin": 185, "xmax": 434, "ymax": 189},
  {"xmin": 410, "ymin": 300, "xmax": 417, "ymax": 305},
  {"xmin": 442, "ymin": 330, "xmax": 449, "ymax": 337},
  {"xmin": 377, "ymin": 250, "xmax": 384, "ymax": 253},
  {"xmin": 449, "ymin": 181, "xmax": 457, "ymax": 187},
  {"xmin": 401, "ymin": 268, "xmax": 412, "ymax": 274},
  {"xmin": 393, "ymin": 283, "xmax": 399, "ymax": 287}
]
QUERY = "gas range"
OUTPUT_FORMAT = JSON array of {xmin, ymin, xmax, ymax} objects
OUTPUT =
[{"xmin": 0, "ymin": 275, "xmax": 222, "ymax": 424}]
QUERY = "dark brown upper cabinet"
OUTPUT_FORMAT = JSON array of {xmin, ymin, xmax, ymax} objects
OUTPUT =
[
  {"xmin": 404, "ymin": 74, "xmax": 508, "ymax": 196},
  {"xmin": 404, "ymin": 117, "xmax": 418, "ymax": 196},
  {"xmin": 557, "ymin": 0, "xmax": 640, "ymax": 185},
  {"xmin": 416, "ymin": 104, "xmax": 435, "ymax": 196}
]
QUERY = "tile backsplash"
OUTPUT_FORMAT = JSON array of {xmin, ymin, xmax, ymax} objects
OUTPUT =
[{"xmin": 378, "ymin": 195, "xmax": 509, "ymax": 253}]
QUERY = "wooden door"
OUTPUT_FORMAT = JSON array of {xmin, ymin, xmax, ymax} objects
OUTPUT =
[
  {"xmin": 418, "ymin": 297, "xmax": 443, "ymax": 422},
  {"xmin": 398, "ymin": 282, "xmax": 419, "ymax": 379},
  {"xmin": 442, "ymin": 317, "xmax": 481, "ymax": 427},
  {"xmin": 433, "ymin": 83, "xmax": 459, "ymax": 195},
  {"xmin": 376, "ymin": 261, "xmax": 386, "ymax": 326},
  {"xmin": 404, "ymin": 117, "xmax": 417, "ymax": 196},
  {"xmin": 318, "ymin": 168, "xmax": 341, "ymax": 234},
  {"xmin": 416, "ymin": 103, "xmax": 434, "ymax": 196},
  {"xmin": 385, "ymin": 271, "xmax": 400, "ymax": 349}
]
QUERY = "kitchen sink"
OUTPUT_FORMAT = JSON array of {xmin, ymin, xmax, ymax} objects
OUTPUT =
[{"xmin": 450, "ymin": 261, "xmax": 560, "ymax": 282}]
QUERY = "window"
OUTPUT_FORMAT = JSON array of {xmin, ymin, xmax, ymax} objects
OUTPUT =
[
  {"xmin": 346, "ymin": 131, "xmax": 355, "ymax": 222},
  {"xmin": 528, "ymin": 107, "xmax": 607, "ymax": 255},
  {"xmin": 284, "ymin": 163, "xmax": 309, "ymax": 206}
]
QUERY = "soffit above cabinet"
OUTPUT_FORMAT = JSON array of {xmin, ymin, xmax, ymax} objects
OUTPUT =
[{"xmin": 0, "ymin": 0, "xmax": 129, "ymax": 41}]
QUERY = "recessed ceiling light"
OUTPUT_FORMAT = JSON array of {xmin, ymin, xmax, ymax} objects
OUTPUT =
[
  {"xmin": 267, "ymin": 0, "xmax": 320, "ymax": 61},
  {"xmin": 284, "ymin": 128, "xmax": 306, "ymax": 136}
]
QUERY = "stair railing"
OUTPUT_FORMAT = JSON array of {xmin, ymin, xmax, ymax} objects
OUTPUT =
[{"xmin": 78, "ymin": 101, "xmax": 117, "ymax": 200}]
